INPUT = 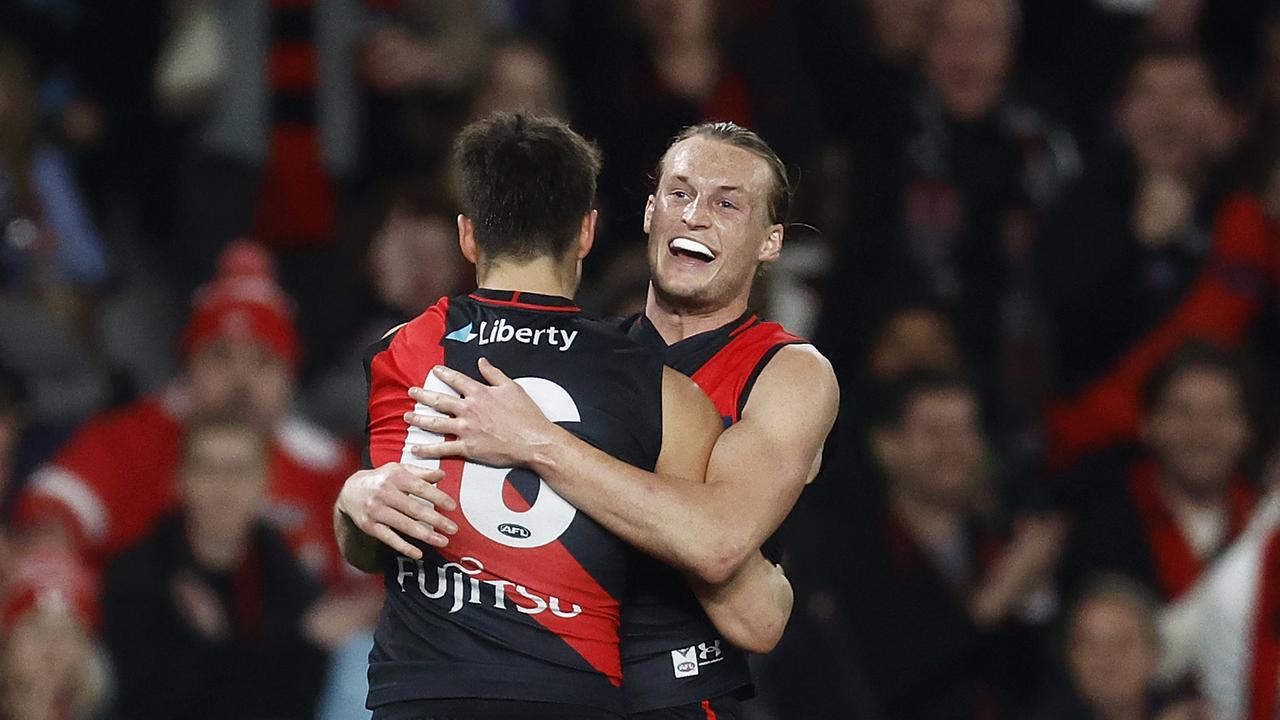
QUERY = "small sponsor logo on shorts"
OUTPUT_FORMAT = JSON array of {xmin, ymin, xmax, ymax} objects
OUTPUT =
[
  {"xmin": 671, "ymin": 646, "xmax": 699, "ymax": 678},
  {"xmin": 671, "ymin": 639, "xmax": 726, "ymax": 679}
]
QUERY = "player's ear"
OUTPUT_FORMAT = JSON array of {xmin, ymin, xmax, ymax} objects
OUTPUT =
[
  {"xmin": 576, "ymin": 209, "xmax": 598, "ymax": 260},
  {"xmin": 643, "ymin": 194, "xmax": 656, "ymax": 235},
  {"xmin": 457, "ymin": 214, "xmax": 479, "ymax": 265},
  {"xmin": 758, "ymin": 223, "xmax": 783, "ymax": 263}
]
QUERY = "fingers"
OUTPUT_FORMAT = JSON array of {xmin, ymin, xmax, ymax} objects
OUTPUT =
[
  {"xmin": 408, "ymin": 387, "xmax": 465, "ymax": 416},
  {"xmin": 386, "ymin": 486, "xmax": 458, "ymax": 529},
  {"xmin": 403, "ymin": 411, "xmax": 463, "ymax": 437},
  {"xmin": 368, "ymin": 522, "xmax": 424, "ymax": 560},
  {"xmin": 370, "ymin": 501, "xmax": 452, "ymax": 549},
  {"xmin": 411, "ymin": 440, "xmax": 467, "ymax": 460},
  {"xmin": 432, "ymin": 365, "xmax": 486, "ymax": 397},
  {"xmin": 378, "ymin": 483, "xmax": 458, "ymax": 533},
  {"xmin": 476, "ymin": 356, "xmax": 513, "ymax": 385},
  {"xmin": 400, "ymin": 465, "xmax": 446, "ymax": 484},
  {"xmin": 402, "ymin": 479, "xmax": 458, "ymax": 513}
]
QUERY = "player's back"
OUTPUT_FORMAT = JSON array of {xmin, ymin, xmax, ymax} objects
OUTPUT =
[{"xmin": 364, "ymin": 289, "xmax": 664, "ymax": 717}]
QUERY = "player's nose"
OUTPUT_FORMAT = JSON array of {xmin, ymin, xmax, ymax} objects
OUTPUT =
[{"xmin": 681, "ymin": 196, "xmax": 711, "ymax": 229}]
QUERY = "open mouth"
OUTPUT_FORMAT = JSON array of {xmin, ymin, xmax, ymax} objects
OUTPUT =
[{"xmin": 668, "ymin": 237, "xmax": 717, "ymax": 264}]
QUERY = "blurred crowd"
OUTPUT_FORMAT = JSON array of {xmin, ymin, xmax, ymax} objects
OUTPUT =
[{"xmin": 1, "ymin": 0, "xmax": 1280, "ymax": 718}]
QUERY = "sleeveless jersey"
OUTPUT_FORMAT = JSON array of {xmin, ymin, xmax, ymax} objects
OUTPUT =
[
  {"xmin": 619, "ymin": 310, "xmax": 806, "ymax": 712},
  {"xmin": 363, "ymin": 289, "xmax": 664, "ymax": 714}
]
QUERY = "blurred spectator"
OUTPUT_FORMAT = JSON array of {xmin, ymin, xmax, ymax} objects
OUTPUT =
[
  {"xmin": 0, "ymin": 547, "xmax": 110, "ymax": 720},
  {"xmin": 468, "ymin": 36, "xmax": 568, "ymax": 120},
  {"xmin": 866, "ymin": 302, "xmax": 966, "ymax": 382},
  {"xmin": 360, "ymin": 0, "xmax": 494, "ymax": 176},
  {"xmin": 789, "ymin": 0, "xmax": 935, "ymax": 150},
  {"xmin": 821, "ymin": 0, "xmax": 1080, "ymax": 424},
  {"xmin": 170, "ymin": 0, "xmax": 481, "ymax": 374},
  {"xmin": 571, "ymin": 0, "xmax": 818, "ymax": 261},
  {"xmin": 302, "ymin": 182, "xmax": 469, "ymax": 440},
  {"xmin": 765, "ymin": 371, "xmax": 1063, "ymax": 719},
  {"xmin": 102, "ymin": 413, "xmax": 327, "ymax": 720},
  {"xmin": 1036, "ymin": 574, "xmax": 1199, "ymax": 720},
  {"xmin": 0, "ymin": 36, "xmax": 106, "ymax": 292},
  {"xmin": 781, "ymin": 301, "xmax": 966, "ymax": 587},
  {"xmin": 1154, "ymin": 447, "xmax": 1280, "ymax": 720},
  {"xmin": 1061, "ymin": 342, "xmax": 1259, "ymax": 603},
  {"xmin": 13, "ymin": 241, "xmax": 358, "ymax": 584},
  {"xmin": 0, "ymin": 36, "xmax": 111, "ymax": 429},
  {"xmin": 1021, "ymin": 0, "xmax": 1270, "ymax": 158},
  {"xmin": 1037, "ymin": 44, "xmax": 1274, "ymax": 472}
]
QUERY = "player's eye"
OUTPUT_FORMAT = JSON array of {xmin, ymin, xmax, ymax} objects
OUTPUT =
[
  {"xmin": 718, "ymin": 200, "xmax": 737, "ymax": 210},
  {"xmin": 670, "ymin": 190, "xmax": 689, "ymax": 200}
]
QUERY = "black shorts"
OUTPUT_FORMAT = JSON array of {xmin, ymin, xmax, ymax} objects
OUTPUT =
[
  {"xmin": 629, "ymin": 695, "xmax": 740, "ymax": 720},
  {"xmin": 372, "ymin": 699, "xmax": 626, "ymax": 720}
]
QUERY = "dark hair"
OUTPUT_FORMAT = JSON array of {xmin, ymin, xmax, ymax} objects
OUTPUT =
[
  {"xmin": 1064, "ymin": 573, "xmax": 1161, "ymax": 652},
  {"xmin": 453, "ymin": 112, "xmax": 602, "ymax": 262},
  {"xmin": 1140, "ymin": 339, "xmax": 1250, "ymax": 415},
  {"xmin": 654, "ymin": 121, "xmax": 792, "ymax": 225},
  {"xmin": 874, "ymin": 369, "xmax": 977, "ymax": 428}
]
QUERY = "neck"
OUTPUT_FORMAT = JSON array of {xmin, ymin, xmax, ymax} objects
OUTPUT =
[
  {"xmin": 186, "ymin": 521, "xmax": 251, "ymax": 572},
  {"xmin": 644, "ymin": 284, "xmax": 751, "ymax": 343},
  {"xmin": 891, "ymin": 484, "xmax": 965, "ymax": 549},
  {"xmin": 477, "ymin": 257, "xmax": 576, "ymax": 299}
]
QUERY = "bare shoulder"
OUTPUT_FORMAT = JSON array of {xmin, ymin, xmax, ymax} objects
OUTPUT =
[
  {"xmin": 662, "ymin": 366, "xmax": 721, "ymax": 429},
  {"xmin": 656, "ymin": 367, "xmax": 722, "ymax": 481},
  {"xmin": 738, "ymin": 343, "xmax": 839, "ymax": 441},
  {"xmin": 757, "ymin": 344, "xmax": 838, "ymax": 402}
]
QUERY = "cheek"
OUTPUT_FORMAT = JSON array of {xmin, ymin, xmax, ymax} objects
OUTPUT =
[{"xmin": 253, "ymin": 366, "xmax": 292, "ymax": 401}]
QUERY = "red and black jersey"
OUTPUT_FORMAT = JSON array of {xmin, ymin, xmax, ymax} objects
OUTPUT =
[
  {"xmin": 619, "ymin": 310, "xmax": 806, "ymax": 713},
  {"xmin": 363, "ymin": 289, "xmax": 664, "ymax": 714}
]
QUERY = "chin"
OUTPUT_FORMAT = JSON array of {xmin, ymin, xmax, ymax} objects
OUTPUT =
[{"xmin": 653, "ymin": 277, "xmax": 709, "ymax": 306}]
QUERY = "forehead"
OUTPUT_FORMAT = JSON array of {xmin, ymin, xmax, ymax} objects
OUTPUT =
[
  {"xmin": 660, "ymin": 137, "xmax": 773, "ymax": 194},
  {"xmin": 1161, "ymin": 366, "xmax": 1241, "ymax": 400},
  {"xmin": 186, "ymin": 427, "xmax": 262, "ymax": 463},
  {"xmin": 934, "ymin": 0, "xmax": 1014, "ymax": 34},
  {"xmin": 906, "ymin": 388, "xmax": 977, "ymax": 419},
  {"xmin": 1072, "ymin": 596, "xmax": 1147, "ymax": 634}
]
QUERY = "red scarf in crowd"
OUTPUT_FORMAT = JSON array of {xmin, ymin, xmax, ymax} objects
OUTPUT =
[
  {"xmin": 1248, "ymin": 529, "xmax": 1280, "ymax": 720},
  {"xmin": 1128, "ymin": 460, "xmax": 1256, "ymax": 600}
]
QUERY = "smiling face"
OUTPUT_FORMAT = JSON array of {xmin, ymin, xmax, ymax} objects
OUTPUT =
[
  {"xmin": 1121, "ymin": 54, "xmax": 1219, "ymax": 178},
  {"xmin": 1143, "ymin": 366, "xmax": 1250, "ymax": 500},
  {"xmin": 924, "ymin": 0, "xmax": 1016, "ymax": 121},
  {"xmin": 1067, "ymin": 595, "xmax": 1159, "ymax": 714},
  {"xmin": 645, "ymin": 136, "xmax": 783, "ymax": 313},
  {"xmin": 880, "ymin": 388, "xmax": 984, "ymax": 509}
]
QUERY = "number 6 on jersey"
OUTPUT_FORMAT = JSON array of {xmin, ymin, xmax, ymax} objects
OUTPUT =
[{"xmin": 402, "ymin": 373, "xmax": 580, "ymax": 549}]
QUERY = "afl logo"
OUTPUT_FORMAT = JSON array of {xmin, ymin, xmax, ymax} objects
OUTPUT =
[
  {"xmin": 498, "ymin": 523, "xmax": 531, "ymax": 539},
  {"xmin": 676, "ymin": 661, "xmax": 696, "ymax": 673}
]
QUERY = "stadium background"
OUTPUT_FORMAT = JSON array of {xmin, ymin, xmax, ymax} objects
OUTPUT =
[{"xmin": 2, "ymin": 0, "xmax": 1280, "ymax": 718}]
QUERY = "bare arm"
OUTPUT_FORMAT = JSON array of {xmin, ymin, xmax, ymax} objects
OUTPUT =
[
  {"xmin": 692, "ymin": 553, "xmax": 794, "ymax": 653},
  {"xmin": 333, "ymin": 463, "xmax": 457, "ymax": 573},
  {"xmin": 645, "ymin": 368, "xmax": 795, "ymax": 651},
  {"xmin": 409, "ymin": 347, "xmax": 839, "ymax": 584}
]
